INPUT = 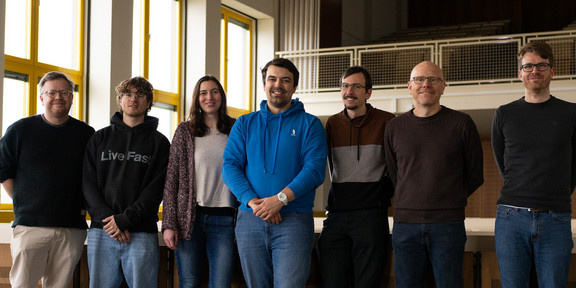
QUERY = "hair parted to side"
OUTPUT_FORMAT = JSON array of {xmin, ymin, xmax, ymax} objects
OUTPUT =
[
  {"xmin": 261, "ymin": 58, "xmax": 300, "ymax": 87},
  {"xmin": 518, "ymin": 41, "xmax": 555, "ymax": 67},
  {"xmin": 115, "ymin": 76, "xmax": 154, "ymax": 113},
  {"xmin": 341, "ymin": 66, "xmax": 373, "ymax": 90},
  {"xmin": 39, "ymin": 71, "xmax": 74, "ymax": 92},
  {"xmin": 188, "ymin": 75, "xmax": 234, "ymax": 137}
]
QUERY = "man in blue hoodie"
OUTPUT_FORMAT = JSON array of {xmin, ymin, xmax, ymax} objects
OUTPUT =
[{"xmin": 223, "ymin": 58, "xmax": 327, "ymax": 288}]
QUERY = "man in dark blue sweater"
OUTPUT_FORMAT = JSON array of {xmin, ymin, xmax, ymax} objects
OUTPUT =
[
  {"xmin": 492, "ymin": 42, "xmax": 576, "ymax": 287},
  {"xmin": 0, "ymin": 71, "xmax": 95, "ymax": 287}
]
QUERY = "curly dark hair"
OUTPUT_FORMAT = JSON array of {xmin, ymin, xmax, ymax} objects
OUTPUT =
[{"xmin": 115, "ymin": 76, "xmax": 154, "ymax": 113}]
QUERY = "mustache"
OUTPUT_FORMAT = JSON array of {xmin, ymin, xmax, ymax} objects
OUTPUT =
[{"xmin": 271, "ymin": 87, "xmax": 287, "ymax": 93}]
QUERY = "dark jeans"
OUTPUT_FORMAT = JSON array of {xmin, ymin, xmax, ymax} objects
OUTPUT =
[
  {"xmin": 495, "ymin": 205, "xmax": 573, "ymax": 288},
  {"xmin": 317, "ymin": 209, "xmax": 389, "ymax": 288},
  {"xmin": 392, "ymin": 221, "xmax": 466, "ymax": 288}
]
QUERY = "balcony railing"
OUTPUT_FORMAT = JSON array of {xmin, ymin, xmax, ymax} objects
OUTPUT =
[{"xmin": 276, "ymin": 30, "xmax": 576, "ymax": 94}]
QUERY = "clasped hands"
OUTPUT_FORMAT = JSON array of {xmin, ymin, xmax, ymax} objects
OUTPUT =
[
  {"xmin": 103, "ymin": 215, "xmax": 131, "ymax": 243},
  {"xmin": 249, "ymin": 195, "xmax": 285, "ymax": 224}
]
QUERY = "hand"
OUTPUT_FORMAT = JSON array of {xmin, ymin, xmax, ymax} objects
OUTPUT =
[
  {"xmin": 115, "ymin": 230, "xmax": 131, "ymax": 243},
  {"xmin": 252, "ymin": 196, "xmax": 284, "ymax": 224},
  {"xmin": 163, "ymin": 229, "xmax": 178, "ymax": 250},
  {"xmin": 103, "ymin": 215, "xmax": 130, "ymax": 242}
]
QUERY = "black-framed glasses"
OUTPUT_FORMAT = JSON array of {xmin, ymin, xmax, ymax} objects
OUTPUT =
[
  {"xmin": 520, "ymin": 62, "xmax": 552, "ymax": 72},
  {"xmin": 340, "ymin": 83, "xmax": 366, "ymax": 90},
  {"xmin": 411, "ymin": 77, "xmax": 443, "ymax": 85},
  {"xmin": 122, "ymin": 93, "xmax": 147, "ymax": 99},
  {"xmin": 42, "ymin": 90, "xmax": 73, "ymax": 98}
]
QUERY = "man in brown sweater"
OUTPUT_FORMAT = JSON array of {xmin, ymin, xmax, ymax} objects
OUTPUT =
[
  {"xmin": 318, "ymin": 66, "xmax": 395, "ymax": 288},
  {"xmin": 384, "ymin": 61, "xmax": 484, "ymax": 288}
]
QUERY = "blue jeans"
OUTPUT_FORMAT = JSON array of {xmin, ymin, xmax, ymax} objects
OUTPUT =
[
  {"xmin": 175, "ymin": 212, "xmax": 236, "ymax": 288},
  {"xmin": 235, "ymin": 210, "xmax": 314, "ymax": 288},
  {"xmin": 87, "ymin": 228, "xmax": 159, "ymax": 287},
  {"xmin": 317, "ymin": 209, "xmax": 389, "ymax": 288},
  {"xmin": 495, "ymin": 205, "xmax": 573, "ymax": 288},
  {"xmin": 392, "ymin": 221, "xmax": 466, "ymax": 288}
]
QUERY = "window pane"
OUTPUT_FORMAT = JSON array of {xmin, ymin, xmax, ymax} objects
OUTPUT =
[
  {"xmin": 1, "ymin": 73, "xmax": 29, "ymax": 206},
  {"xmin": 132, "ymin": 0, "xmax": 144, "ymax": 76},
  {"xmin": 2, "ymin": 73, "xmax": 29, "ymax": 136},
  {"xmin": 226, "ymin": 18, "xmax": 250, "ymax": 110},
  {"xmin": 0, "ymin": 186, "xmax": 11, "ymax": 206},
  {"xmin": 148, "ymin": 0, "xmax": 179, "ymax": 93},
  {"xmin": 149, "ymin": 103, "xmax": 177, "ymax": 141},
  {"xmin": 5, "ymin": 0, "xmax": 30, "ymax": 59},
  {"xmin": 37, "ymin": 0, "xmax": 80, "ymax": 69}
]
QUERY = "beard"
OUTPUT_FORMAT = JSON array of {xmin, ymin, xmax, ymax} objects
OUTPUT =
[{"xmin": 268, "ymin": 88, "xmax": 292, "ymax": 109}]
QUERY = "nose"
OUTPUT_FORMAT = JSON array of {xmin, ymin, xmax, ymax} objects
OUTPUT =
[{"xmin": 421, "ymin": 78, "xmax": 433, "ymax": 87}]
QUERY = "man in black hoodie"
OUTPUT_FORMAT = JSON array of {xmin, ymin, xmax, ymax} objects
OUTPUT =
[
  {"xmin": 83, "ymin": 76, "xmax": 170, "ymax": 287},
  {"xmin": 318, "ymin": 66, "xmax": 395, "ymax": 287}
]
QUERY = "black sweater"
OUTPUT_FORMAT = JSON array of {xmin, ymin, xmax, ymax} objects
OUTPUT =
[
  {"xmin": 83, "ymin": 112, "xmax": 170, "ymax": 233},
  {"xmin": 492, "ymin": 96, "xmax": 576, "ymax": 212},
  {"xmin": 384, "ymin": 107, "xmax": 484, "ymax": 223},
  {"xmin": 0, "ymin": 115, "xmax": 94, "ymax": 228}
]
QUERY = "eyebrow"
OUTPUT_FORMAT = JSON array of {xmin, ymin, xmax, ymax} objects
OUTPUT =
[{"xmin": 267, "ymin": 75, "xmax": 292, "ymax": 81}]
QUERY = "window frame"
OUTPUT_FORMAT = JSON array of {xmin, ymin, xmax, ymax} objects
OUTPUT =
[
  {"xmin": 220, "ymin": 6, "xmax": 254, "ymax": 118},
  {"xmin": 1, "ymin": 0, "xmax": 85, "ymax": 221}
]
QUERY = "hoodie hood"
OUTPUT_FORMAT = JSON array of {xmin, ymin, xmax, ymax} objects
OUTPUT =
[{"xmin": 110, "ymin": 112, "xmax": 160, "ymax": 132}]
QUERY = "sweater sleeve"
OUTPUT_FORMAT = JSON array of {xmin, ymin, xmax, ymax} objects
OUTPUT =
[
  {"xmin": 286, "ymin": 117, "xmax": 327, "ymax": 199},
  {"xmin": 161, "ymin": 125, "xmax": 186, "ymax": 232},
  {"xmin": 463, "ymin": 116, "xmax": 484, "ymax": 195},
  {"xmin": 114, "ymin": 136, "xmax": 171, "ymax": 231},
  {"xmin": 384, "ymin": 123, "xmax": 398, "ymax": 187},
  {"xmin": 83, "ymin": 133, "xmax": 116, "ymax": 224},
  {"xmin": 0, "ymin": 124, "xmax": 18, "ymax": 183},
  {"xmin": 571, "ymin": 119, "xmax": 576, "ymax": 193},
  {"xmin": 222, "ymin": 117, "xmax": 259, "ymax": 207},
  {"xmin": 491, "ymin": 108, "xmax": 505, "ymax": 177}
]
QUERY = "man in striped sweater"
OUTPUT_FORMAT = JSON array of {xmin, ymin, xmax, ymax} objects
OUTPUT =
[{"xmin": 318, "ymin": 66, "xmax": 396, "ymax": 288}]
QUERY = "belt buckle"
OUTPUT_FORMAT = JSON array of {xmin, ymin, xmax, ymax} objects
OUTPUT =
[{"xmin": 527, "ymin": 208, "xmax": 545, "ymax": 212}]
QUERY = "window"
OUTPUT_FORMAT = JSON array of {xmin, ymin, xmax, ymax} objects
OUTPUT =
[
  {"xmin": 1, "ymin": 0, "xmax": 85, "ymax": 212},
  {"xmin": 221, "ymin": 7, "xmax": 253, "ymax": 117},
  {"xmin": 133, "ymin": 0, "xmax": 181, "ymax": 141}
]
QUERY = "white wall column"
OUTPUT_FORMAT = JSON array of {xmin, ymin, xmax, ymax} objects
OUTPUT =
[{"xmin": 87, "ymin": 0, "xmax": 133, "ymax": 130}]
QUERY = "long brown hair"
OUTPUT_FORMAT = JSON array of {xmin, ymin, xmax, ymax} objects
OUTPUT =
[{"xmin": 188, "ymin": 76, "xmax": 234, "ymax": 136}]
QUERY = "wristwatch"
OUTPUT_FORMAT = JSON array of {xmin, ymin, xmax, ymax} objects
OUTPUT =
[{"xmin": 277, "ymin": 192, "xmax": 288, "ymax": 206}]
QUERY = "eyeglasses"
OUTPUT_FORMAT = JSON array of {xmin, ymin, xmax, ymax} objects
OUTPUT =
[
  {"xmin": 122, "ymin": 93, "xmax": 147, "ymax": 99},
  {"xmin": 42, "ymin": 90, "xmax": 73, "ymax": 98},
  {"xmin": 411, "ymin": 77, "xmax": 444, "ymax": 85},
  {"xmin": 340, "ymin": 83, "xmax": 366, "ymax": 90},
  {"xmin": 520, "ymin": 62, "xmax": 552, "ymax": 72}
]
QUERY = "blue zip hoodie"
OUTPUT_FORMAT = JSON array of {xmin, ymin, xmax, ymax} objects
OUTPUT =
[{"xmin": 222, "ymin": 98, "xmax": 327, "ymax": 213}]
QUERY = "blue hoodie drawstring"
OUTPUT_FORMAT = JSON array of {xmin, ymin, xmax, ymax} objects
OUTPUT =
[
  {"xmin": 270, "ymin": 114, "xmax": 283, "ymax": 174},
  {"xmin": 262, "ymin": 113, "xmax": 283, "ymax": 174},
  {"xmin": 262, "ymin": 116, "xmax": 269, "ymax": 174}
]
